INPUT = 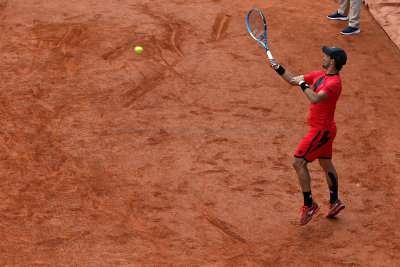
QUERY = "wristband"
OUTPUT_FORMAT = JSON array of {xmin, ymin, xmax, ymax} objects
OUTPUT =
[
  {"xmin": 299, "ymin": 81, "xmax": 309, "ymax": 91},
  {"xmin": 275, "ymin": 65, "xmax": 285, "ymax": 75}
]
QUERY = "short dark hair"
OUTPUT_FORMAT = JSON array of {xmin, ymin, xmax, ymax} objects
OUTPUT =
[{"xmin": 334, "ymin": 60, "xmax": 343, "ymax": 71}]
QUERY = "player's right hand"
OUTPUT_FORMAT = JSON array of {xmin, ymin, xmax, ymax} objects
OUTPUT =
[
  {"xmin": 290, "ymin": 76, "xmax": 305, "ymax": 86},
  {"xmin": 268, "ymin": 58, "xmax": 279, "ymax": 70}
]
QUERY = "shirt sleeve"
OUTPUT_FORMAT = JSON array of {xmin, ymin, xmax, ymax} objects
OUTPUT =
[
  {"xmin": 321, "ymin": 80, "xmax": 339, "ymax": 98},
  {"xmin": 303, "ymin": 71, "xmax": 325, "ymax": 85},
  {"xmin": 303, "ymin": 72, "xmax": 316, "ymax": 85}
]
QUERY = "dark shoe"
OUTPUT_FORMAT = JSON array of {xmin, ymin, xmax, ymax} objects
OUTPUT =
[
  {"xmin": 326, "ymin": 199, "xmax": 345, "ymax": 218},
  {"xmin": 327, "ymin": 12, "xmax": 349, "ymax": 21},
  {"xmin": 341, "ymin": 26, "xmax": 360, "ymax": 35},
  {"xmin": 298, "ymin": 201, "xmax": 320, "ymax": 226}
]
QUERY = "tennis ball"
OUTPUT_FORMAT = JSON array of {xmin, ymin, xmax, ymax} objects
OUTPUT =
[{"xmin": 134, "ymin": 46, "xmax": 143, "ymax": 53}]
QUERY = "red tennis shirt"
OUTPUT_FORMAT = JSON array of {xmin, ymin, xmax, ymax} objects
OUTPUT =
[{"xmin": 303, "ymin": 71, "xmax": 342, "ymax": 129}]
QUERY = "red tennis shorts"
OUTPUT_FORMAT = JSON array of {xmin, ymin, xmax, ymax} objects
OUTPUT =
[{"xmin": 294, "ymin": 127, "xmax": 337, "ymax": 162}]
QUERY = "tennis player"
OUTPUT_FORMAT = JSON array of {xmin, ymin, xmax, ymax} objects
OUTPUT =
[{"xmin": 268, "ymin": 46, "xmax": 346, "ymax": 226}]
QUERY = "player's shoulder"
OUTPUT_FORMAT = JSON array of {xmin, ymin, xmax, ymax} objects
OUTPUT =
[
  {"xmin": 326, "ymin": 74, "xmax": 342, "ymax": 85},
  {"xmin": 324, "ymin": 75, "xmax": 342, "ymax": 94},
  {"xmin": 309, "ymin": 70, "xmax": 326, "ymax": 78}
]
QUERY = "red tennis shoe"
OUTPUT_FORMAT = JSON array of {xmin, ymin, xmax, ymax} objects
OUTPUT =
[
  {"xmin": 326, "ymin": 199, "xmax": 345, "ymax": 218},
  {"xmin": 298, "ymin": 201, "xmax": 320, "ymax": 226}
]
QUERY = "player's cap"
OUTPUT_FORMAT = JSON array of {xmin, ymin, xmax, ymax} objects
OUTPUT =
[{"xmin": 322, "ymin": 46, "xmax": 347, "ymax": 65}]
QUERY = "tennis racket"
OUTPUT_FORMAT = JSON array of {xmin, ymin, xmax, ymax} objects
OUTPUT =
[{"xmin": 246, "ymin": 9, "xmax": 273, "ymax": 60}]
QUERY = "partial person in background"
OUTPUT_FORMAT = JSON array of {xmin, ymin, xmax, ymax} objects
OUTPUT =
[{"xmin": 327, "ymin": 0, "xmax": 362, "ymax": 35}]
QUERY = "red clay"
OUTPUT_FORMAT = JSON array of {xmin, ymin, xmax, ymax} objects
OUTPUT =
[{"xmin": 1, "ymin": 0, "xmax": 400, "ymax": 266}]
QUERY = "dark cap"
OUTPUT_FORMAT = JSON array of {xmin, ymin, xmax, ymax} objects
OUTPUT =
[{"xmin": 322, "ymin": 46, "xmax": 347, "ymax": 66}]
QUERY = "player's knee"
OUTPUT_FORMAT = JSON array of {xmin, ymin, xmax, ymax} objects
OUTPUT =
[
  {"xmin": 318, "ymin": 158, "xmax": 333, "ymax": 172},
  {"xmin": 293, "ymin": 157, "xmax": 306, "ymax": 171}
]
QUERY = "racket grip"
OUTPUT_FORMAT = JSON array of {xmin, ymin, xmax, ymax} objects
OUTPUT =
[{"xmin": 266, "ymin": 50, "xmax": 273, "ymax": 59}]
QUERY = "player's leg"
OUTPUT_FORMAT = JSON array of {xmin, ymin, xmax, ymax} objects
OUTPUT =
[
  {"xmin": 293, "ymin": 128, "xmax": 322, "ymax": 225},
  {"xmin": 318, "ymin": 158, "xmax": 339, "ymax": 200},
  {"xmin": 294, "ymin": 128, "xmax": 322, "ymax": 207},
  {"xmin": 293, "ymin": 157, "xmax": 314, "ymax": 206},
  {"xmin": 293, "ymin": 157, "xmax": 320, "ymax": 226},
  {"xmin": 293, "ymin": 157, "xmax": 311, "ymax": 192},
  {"xmin": 318, "ymin": 158, "xmax": 345, "ymax": 217}
]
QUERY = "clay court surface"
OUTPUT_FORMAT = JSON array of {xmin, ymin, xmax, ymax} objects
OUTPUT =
[{"xmin": 1, "ymin": 0, "xmax": 400, "ymax": 266}]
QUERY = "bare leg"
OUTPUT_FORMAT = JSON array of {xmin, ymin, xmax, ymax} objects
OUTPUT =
[
  {"xmin": 294, "ymin": 157, "xmax": 321, "ymax": 224},
  {"xmin": 318, "ymin": 158, "xmax": 338, "ymax": 187},
  {"xmin": 293, "ymin": 157, "xmax": 311, "ymax": 192}
]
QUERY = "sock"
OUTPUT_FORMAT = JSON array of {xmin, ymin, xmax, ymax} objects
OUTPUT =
[
  {"xmin": 303, "ymin": 191, "xmax": 313, "ymax": 207},
  {"xmin": 329, "ymin": 186, "xmax": 338, "ymax": 204},
  {"xmin": 328, "ymin": 172, "xmax": 338, "ymax": 204}
]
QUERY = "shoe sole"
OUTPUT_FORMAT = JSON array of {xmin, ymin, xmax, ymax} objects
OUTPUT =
[
  {"xmin": 341, "ymin": 29, "xmax": 360, "ymax": 35},
  {"xmin": 326, "ymin": 205, "xmax": 345, "ymax": 218},
  {"xmin": 327, "ymin": 16, "xmax": 348, "ymax": 21},
  {"xmin": 299, "ymin": 204, "xmax": 320, "ymax": 226}
]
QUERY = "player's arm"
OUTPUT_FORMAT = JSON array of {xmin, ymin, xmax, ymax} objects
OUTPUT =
[
  {"xmin": 303, "ymin": 88, "xmax": 328, "ymax": 104},
  {"xmin": 290, "ymin": 76, "xmax": 328, "ymax": 104},
  {"xmin": 268, "ymin": 58, "xmax": 303, "ymax": 86}
]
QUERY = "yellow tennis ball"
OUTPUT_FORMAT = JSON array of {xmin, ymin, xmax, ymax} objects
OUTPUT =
[{"xmin": 134, "ymin": 46, "xmax": 143, "ymax": 53}]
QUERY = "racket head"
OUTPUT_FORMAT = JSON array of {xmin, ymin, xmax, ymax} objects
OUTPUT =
[{"xmin": 246, "ymin": 9, "xmax": 267, "ymax": 45}]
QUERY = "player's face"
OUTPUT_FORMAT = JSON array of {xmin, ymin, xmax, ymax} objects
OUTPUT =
[{"xmin": 322, "ymin": 55, "xmax": 331, "ymax": 69}]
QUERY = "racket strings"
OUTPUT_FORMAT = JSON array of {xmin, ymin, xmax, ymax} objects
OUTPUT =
[{"xmin": 248, "ymin": 11, "xmax": 266, "ymax": 40}]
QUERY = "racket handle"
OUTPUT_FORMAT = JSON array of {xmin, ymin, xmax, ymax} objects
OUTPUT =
[{"xmin": 266, "ymin": 50, "xmax": 273, "ymax": 59}]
